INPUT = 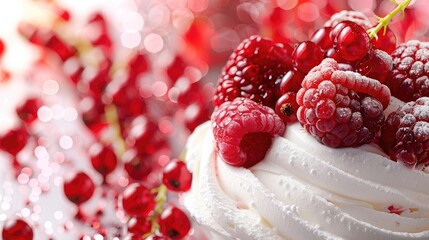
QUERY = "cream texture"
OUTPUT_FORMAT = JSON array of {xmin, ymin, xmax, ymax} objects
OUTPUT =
[{"xmin": 184, "ymin": 101, "xmax": 429, "ymax": 239}]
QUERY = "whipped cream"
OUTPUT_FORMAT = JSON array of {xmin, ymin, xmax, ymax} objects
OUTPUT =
[{"xmin": 184, "ymin": 98, "xmax": 429, "ymax": 239}]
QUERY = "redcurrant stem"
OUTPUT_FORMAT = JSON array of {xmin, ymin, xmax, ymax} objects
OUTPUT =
[
  {"xmin": 104, "ymin": 104, "xmax": 127, "ymax": 157},
  {"xmin": 367, "ymin": 0, "xmax": 412, "ymax": 39},
  {"xmin": 142, "ymin": 185, "xmax": 168, "ymax": 238}
]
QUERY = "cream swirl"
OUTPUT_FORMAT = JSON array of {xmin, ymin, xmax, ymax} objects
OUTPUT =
[{"xmin": 184, "ymin": 120, "xmax": 429, "ymax": 240}]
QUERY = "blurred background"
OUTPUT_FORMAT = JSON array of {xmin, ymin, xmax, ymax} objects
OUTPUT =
[{"xmin": 0, "ymin": 0, "xmax": 429, "ymax": 239}]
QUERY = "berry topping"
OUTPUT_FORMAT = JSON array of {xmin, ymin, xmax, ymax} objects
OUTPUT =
[
  {"xmin": 212, "ymin": 98, "xmax": 285, "ymax": 168},
  {"xmin": 385, "ymin": 40, "xmax": 429, "ymax": 102},
  {"xmin": 356, "ymin": 49, "xmax": 393, "ymax": 83},
  {"xmin": 292, "ymin": 41, "xmax": 324, "ymax": 74},
  {"xmin": 381, "ymin": 97, "xmax": 429, "ymax": 169},
  {"xmin": 275, "ymin": 92, "xmax": 299, "ymax": 123},
  {"xmin": 1, "ymin": 218, "xmax": 33, "ymax": 240},
  {"xmin": 162, "ymin": 160, "xmax": 192, "ymax": 192},
  {"xmin": 324, "ymin": 10, "xmax": 372, "ymax": 29},
  {"xmin": 297, "ymin": 58, "xmax": 390, "ymax": 147},
  {"xmin": 157, "ymin": 206, "xmax": 191, "ymax": 239},
  {"xmin": 213, "ymin": 35, "xmax": 293, "ymax": 108},
  {"xmin": 333, "ymin": 21, "xmax": 371, "ymax": 62}
]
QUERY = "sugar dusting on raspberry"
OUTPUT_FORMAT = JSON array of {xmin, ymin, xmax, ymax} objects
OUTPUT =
[
  {"xmin": 381, "ymin": 97, "xmax": 429, "ymax": 169},
  {"xmin": 212, "ymin": 98, "xmax": 285, "ymax": 168},
  {"xmin": 297, "ymin": 58, "xmax": 390, "ymax": 148},
  {"xmin": 324, "ymin": 10, "xmax": 372, "ymax": 29}
]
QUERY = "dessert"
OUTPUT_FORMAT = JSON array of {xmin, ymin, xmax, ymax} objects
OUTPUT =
[{"xmin": 184, "ymin": 1, "xmax": 429, "ymax": 239}]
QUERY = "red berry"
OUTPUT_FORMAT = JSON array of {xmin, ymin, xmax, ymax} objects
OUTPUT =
[
  {"xmin": 166, "ymin": 56, "xmax": 188, "ymax": 83},
  {"xmin": 183, "ymin": 102, "xmax": 211, "ymax": 132},
  {"xmin": 355, "ymin": 49, "xmax": 393, "ymax": 83},
  {"xmin": 324, "ymin": 11, "xmax": 371, "ymax": 29},
  {"xmin": 212, "ymin": 98, "xmax": 285, "ymax": 168},
  {"xmin": 380, "ymin": 97, "xmax": 429, "ymax": 169},
  {"xmin": 310, "ymin": 27, "xmax": 333, "ymax": 50},
  {"xmin": 121, "ymin": 183, "xmax": 155, "ymax": 217},
  {"xmin": 1, "ymin": 218, "xmax": 33, "ymax": 240},
  {"xmin": 63, "ymin": 172, "xmax": 95, "ymax": 205},
  {"xmin": 371, "ymin": 27, "xmax": 397, "ymax": 54},
  {"xmin": 127, "ymin": 217, "xmax": 152, "ymax": 236},
  {"xmin": 0, "ymin": 127, "xmax": 28, "ymax": 156},
  {"xmin": 128, "ymin": 52, "xmax": 149, "ymax": 84},
  {"xmin": 214, "ymin": 35, "xmax": 293, "ymax": 108},
  {"xmin": 292, "ymin": 41, "xmax": 324, "ymax": 74},
  {"xmin": 0, "ymin": 39, "xmax": 5, "ymax": 57},
  {"xmin": 385, "ymin": 40, "xmax": 429, "ymax": 102},
  {"xmin": 275, "ymin": 92, "xmax": 299, "ymax": 123},
  {"xmin": 16, "ymin": 98, "xmax": 41, "ymax": 124},
  {"xmin": 162, "ymin": 160, "xmax": 192, "ymax": 192},
  {"xmin": 89, "ymin": 144, "xmax": 118, "ymax": 178},
  {"xmin": 157, "ymin": 206, "xmax": 191, "ymax": 239},
  {"xmin": 277, "ymin": 70, "xmax": 305, "ymax": 97},
  {"xmin": 124, "ymin": 116, "xmax": 167, "ymax": 155},
  {"xmin": 334, "ymin": 21, "xmax": 371, "ymax": 62},
  {"xmin": 297, "ymin": 58, "xmax": 390, "ymax": 147},
  {"xmin": 123, "ymin": 150, "xmax": 153, "ymax": 181},
  {"xmin": 45, "ymin": 34, "xmax": 76, "ymax": 61}
]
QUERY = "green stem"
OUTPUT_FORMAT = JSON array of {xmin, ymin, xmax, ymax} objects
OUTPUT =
[{"xmin": 367, "ymin": 0, "xmax": 412, "ymax": 39}]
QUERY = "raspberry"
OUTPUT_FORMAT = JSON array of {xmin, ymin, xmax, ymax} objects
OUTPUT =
[
  {"xmin": 296, "ymin": 58, "xmax": 390, "ymax": 148},
  {"xmin": 385, "ymin": 40, "xmax": 429, "ymax": 102},
  {"xmin": 212, "ymin": 98, "xmax": 285, "ymax": 168},
  {"xmin": 213, "ymin": 35, "xmax": 293, "ymax": 108},
  {"xmin": 324, "ymin": 10, "xmax": 372, "ymax": 29},
  {"xmin": 380, "ymin": 97, "xmax": 429, "ymax": 169}
]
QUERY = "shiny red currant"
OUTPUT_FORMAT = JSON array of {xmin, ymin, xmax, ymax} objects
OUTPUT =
[
  {"xmin": 292, "ymin": 41, "xmax": 324, "ymax": 74},
  {"xmin": 356, "ymin": 49, "xmax": 393, "ymax": 83},
  {"xmin": 121, "ymin": 183, "xmax": 155, "ymax": 217},
  {"xmin": 63, "ymin": 172, "xmax": 95, "ymax": 205},
  {"xmin": 275, "ymin": 92, "xmax": 299, "ymax": 123},
  {"xmin": 123, "ymin": 150, "xmax": 153, "ymax": 181},
  {"xmin": 162, "ymin": 160, "xmax": 192, "ymax": 192},
  {"xmin": 311, "ymin": 27, "xmax": 333, "ymax": 50},
  {"xmin": 1, "ymin": 218, "xmax": 33, "ymax": 240},
  {"xmin": 90, "ymin": 143, "xmax": 118, "ymax": 179},
  {"xmin": 127, "ymin": 217, "xmax": 152, "ymax": 236},
  {"xmin": 334, "ymin": 21, "xmax": 371, "ymax": 62},
  {"xmin": 277, "ymin": 70, "xmax": 305, "ymax": 96},
  {"xmin": 157, "ymin": 206, "xmax": 191, "ymax": 239},
  {"xmin": 371, "ymin": 26, "xmax": 397, "ymax": 54},
  {"xmin": 16, "ymin": 98, "xmax": 41, "ymax": 124},
  {"xmin": 0, "ymin": 127, "xmax": 28, "ymax": 156}
]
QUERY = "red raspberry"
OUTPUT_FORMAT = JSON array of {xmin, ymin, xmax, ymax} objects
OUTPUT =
[
  {"xmin": 297, "ymin": 58, "xmax": 390, "ymax": 148},
  {"xmin": 380, "ymin": 97, "xmax": 429, "ymax": 169},
  {"xmin": 324, "ymin": 10, "xmax": 372, "ymax": 29},
  {"xmin": 213, "ymin": 35, "xmax": 293, "ymax": 108},
  {"xmin": 212, "ymin": 98, "xmax": 285, "ymax": 168},
  {"xmin": 385, "ymin": 40, "xmax": 429, "ymax": 102}
]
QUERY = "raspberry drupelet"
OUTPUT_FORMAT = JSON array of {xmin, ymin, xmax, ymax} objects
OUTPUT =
[{"xmin": 296, "ymin": 58, "xmax": 391, "ymax": 148}]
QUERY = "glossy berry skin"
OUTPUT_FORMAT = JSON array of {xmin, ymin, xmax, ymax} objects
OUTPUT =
[
  {"xmin": 16, "ymin": 98, "xmax": 41, "ymax": 124},
  {"xmin": 334, "ymin": 21, "xmax": 371, "ymax": 62},
  {"xmin": 212, "ymin": 98, "xmax": 285, "ymax": 168},
  {"xmin": 162, "ymin": 160, "xmax": 192, "ymax": 192},
  {"xmin": 292, "ymin": 41, "xmax": 324, "ymax": 74},
  {"xmin": 310, "ymin": 27, "xmax": 333, "ymax": 50},
  {"xmin": 0, "ymin": 127, "xmax": 28, "ymax": 156},
  {"xmin": 157, "ymin": 206, "xmax": 191, "ymax": 239},
  {"xmin": 277, "ymin": 70, "xmax": 305, "ymax": 97},
  {"xmin": 1, "ymin": 218, "xmax": 33, "ymax": 240},
  {"xmin": 355, "ymin": 49, "xmax": 393, "ymax": 83},
  {"xmin": 296, "ymin": 58, "xmax": 390, "ymax": 148},
  {"xmin": 381, "ymin": 97, "xmax": 429, "ymax": 169},
  {"xmin": 123, "ymin": 150, "xmax": 153, "ymax": 181},
  {"xmin": 127, "ymin": 217, "xmax": 152, "ymax": 236},
  {"xmin": 275, "ymin": 92, "xmax": 299, "ymax": 123},
  {"xmin": 121, "ymin": 183, "xmax": 155, "ymax": 217},
  {"xmin": 214, "ymin": 35, "xmax": 293, "ymax": 108},
  {"xmin": 63, "ymin": 172, "xmax": 95, "ymax": 206},
  {"xmin": 371, "ymin": 27, "xmax": 397, "ymax": 54},
  {"xmin": 90, "ymin": 144, "xmax": 118, "ymax": 179},
  {"xmin": 0, "ymin": 39, "xmax": 4, "ymax": 58},
  {"xmin": 385, "ymin": 40, "xmax": 429, "ymax": 102}
]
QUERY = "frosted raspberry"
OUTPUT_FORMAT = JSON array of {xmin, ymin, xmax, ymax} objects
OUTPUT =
[
  {"xmin": 212, "ymin": 98, "xmax": 285, "ymax": 168},
  {"xmin": 324, "ymin": 10, "xmax": 372, "ymax": 29},
  {"xmin": 214, "ymin": 35, "xmax": 293, "ymax": 108},
  {"xmin": 297, "ymin": 58, "xmax": 391, "ymax": 147},
  {"xmin": 386, "ymin": 40, "xmax": 429, "ymax": 102},
  {"xmin": 380, "ymin": 97, "xmax": 429, "ymax": 169}
]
